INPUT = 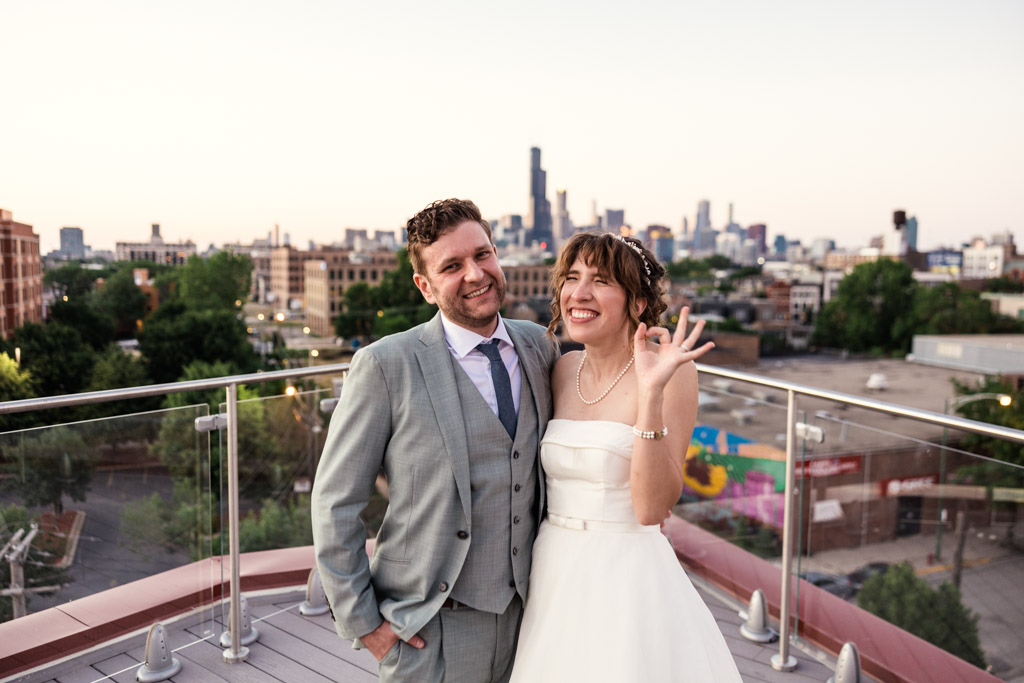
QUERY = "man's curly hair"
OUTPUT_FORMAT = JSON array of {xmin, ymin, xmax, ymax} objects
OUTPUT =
[{"xmin": 406, "ymin": 199, "xmax": 493, "ymax": 274}]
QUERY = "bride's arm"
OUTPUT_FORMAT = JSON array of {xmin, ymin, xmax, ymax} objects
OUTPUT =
[{"xmin": 629, "ymin": 315, "xmax": 711, "ymax": 525}]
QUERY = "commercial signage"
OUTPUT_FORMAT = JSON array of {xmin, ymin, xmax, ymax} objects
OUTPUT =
[
  {"xmin": 927, "ymin": 249, "xmax": 963, "ymax": 274},
  {"xmin": 797, "ymin": 456, "xmax": 861, "ymax": 479},
  {"xmin": 879, "ymin": 475, "xmax": 939, "ymax": 497}
]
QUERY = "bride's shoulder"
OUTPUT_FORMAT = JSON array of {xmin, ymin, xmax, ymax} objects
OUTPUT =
[{"xmin": 552, "ymin": 350, "xmax": 582, "ymax": 376}]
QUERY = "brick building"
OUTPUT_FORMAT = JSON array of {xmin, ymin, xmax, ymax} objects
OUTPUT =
[
  {"xmin": 304, "ymin": 250, "xmax": 400, "ymax": 336},
  {"xmin": 0, "ymin": 209, "xmax": 44, "ymax": 338}
]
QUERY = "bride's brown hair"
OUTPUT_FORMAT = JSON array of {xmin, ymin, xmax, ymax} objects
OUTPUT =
[{"xmin": 547, "ymin": 232, "xmax": 667, "ymax": 338}]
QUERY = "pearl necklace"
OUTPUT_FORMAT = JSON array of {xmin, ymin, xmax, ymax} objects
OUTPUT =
[{"xmin": 576, "ymin": 350, "xmax": 634, "ymax": 405}]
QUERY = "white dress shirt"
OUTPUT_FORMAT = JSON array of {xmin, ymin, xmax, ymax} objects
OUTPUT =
[{"xmin": 440, "ymin": 313, "xmax": 522, "ymax": 417}]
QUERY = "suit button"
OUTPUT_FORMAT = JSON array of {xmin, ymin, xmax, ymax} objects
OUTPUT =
[
  {"xmin": 439, "ymin": 582, "xmax": 449, "ymax": 592},
  {"xmin": 514, "ymin": 516, "xmax": 521, "ymax": 524},
  {"xmin": 509, "ymin": 580, "xmax": 516, "ymax": 588},
  {"xmin": 457, "ymin": 530, "xmax": 468, "ymax": 540},
  {"xmin": 512, "ymin": 547, "xmax": 518, "ymax": 556},
  {"xmin": 513, "ymin": 451, "xmax": 520, "ymax": 459},
  {"xmin": 514, "ymin": 484, "xmax": 521, "ymax": 492}
]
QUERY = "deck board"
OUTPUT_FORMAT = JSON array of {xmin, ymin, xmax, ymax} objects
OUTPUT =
[{"xmin": 10, "ymin": 576, "xmax": 850, "ymax": 683}]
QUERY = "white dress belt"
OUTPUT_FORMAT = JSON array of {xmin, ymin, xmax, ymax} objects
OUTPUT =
[{"xmin": 546, "ymin": 512, "xmax": 661, "ymax": 534}]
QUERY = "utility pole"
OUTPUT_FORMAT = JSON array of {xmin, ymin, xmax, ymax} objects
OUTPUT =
[
  {"xmin": 951, "ymin": 511, "xmax": 968, "ymax": 590},
  {"xmin": 2, "ymin": 524, "xmax": 39, "ymax": 619}
]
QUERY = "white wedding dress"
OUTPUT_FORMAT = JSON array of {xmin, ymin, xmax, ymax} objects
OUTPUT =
[{"xmin": 510, "ymin": 419, "xmax": 742, "ymax": 682}]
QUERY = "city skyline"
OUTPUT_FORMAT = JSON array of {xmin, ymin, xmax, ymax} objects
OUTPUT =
[{"xmin": 3, "ymin": 1, "xmax": 1022, "ymax": 255}]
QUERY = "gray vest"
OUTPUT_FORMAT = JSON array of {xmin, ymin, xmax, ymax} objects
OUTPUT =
[{"xmin": 448, "ymin": 353, "xmax": 540, "ymax": 613}]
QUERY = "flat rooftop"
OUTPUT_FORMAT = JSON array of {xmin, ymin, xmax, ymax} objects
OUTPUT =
[
  {"xmin": 696, "ymin": 357, "xmax": 987, "ymax": 457},
  {"xmin": 9, "ymin": 585, "xmax": 845, "ymax": 683}
]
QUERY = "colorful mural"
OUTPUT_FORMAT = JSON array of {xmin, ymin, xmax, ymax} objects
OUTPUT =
[{"xmin": 684, "ymin": 425, "xmax": 788, "ymax": 528}]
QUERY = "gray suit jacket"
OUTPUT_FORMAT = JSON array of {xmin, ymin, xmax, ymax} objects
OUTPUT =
[{"xmin": 312, "ymin": 313, "xmax": 558, "ymax": 642}]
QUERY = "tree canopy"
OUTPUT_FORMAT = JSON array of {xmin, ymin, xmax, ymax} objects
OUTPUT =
[
  {"xmin": 812, "ymin": 259, "xmax": 918, "ymax": 353},
  {"xmin": 176, "ymin": 252, "xmax": 252, "ymax": 311},
  {"xmin": 139, "ymin": 304, "xmax": 257, "ymax": 384},
  {"xmin": 813, "ymin": 260, "xmax": 1022, "ymax": 353},
  {"xmin": 335, "ymin": 249, "xmax": 435, "ymax": 340},
  {"xmin": 858, "ymin": 563, "xmax": 985, "ymax": 668}
]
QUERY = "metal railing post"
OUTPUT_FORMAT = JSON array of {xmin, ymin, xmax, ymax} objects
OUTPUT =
[
  {"xmin": 772, "ymin": 389, "xmax": 798, "ymax": 672},
  {"xmin": 222, "ymin": 383, "xmax": 248, "ymax": 663}
]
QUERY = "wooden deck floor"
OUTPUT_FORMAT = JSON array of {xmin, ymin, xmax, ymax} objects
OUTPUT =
[{"xmin": 11, "ymin": 576, "xmax": 853, "ymax": 683}]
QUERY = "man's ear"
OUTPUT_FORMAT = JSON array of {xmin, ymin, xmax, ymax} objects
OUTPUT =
[{"xmin": 413, "ymin": 273, "xmax": 436, "ymax": 305}]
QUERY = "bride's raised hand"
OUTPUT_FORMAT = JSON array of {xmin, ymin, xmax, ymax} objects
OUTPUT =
[{"xmin": 632, "ymin": 307, "xmax": 714, "ymax": 393}]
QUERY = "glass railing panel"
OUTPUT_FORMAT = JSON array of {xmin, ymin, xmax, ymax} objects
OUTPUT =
[
  {"xmin": 0, "ymin": 405, "xmax": 215, "ymax": 640},
  {"xmin": 215, "ymin": 383, "xmax": 335, "ymax": 632},
  {"xmin": 674, "ymin": 375, "xmax": 792, "ymax": 560},
  {"xmin": 789, "ymin": 404, "xmax": 1021, "ymax": 678}
]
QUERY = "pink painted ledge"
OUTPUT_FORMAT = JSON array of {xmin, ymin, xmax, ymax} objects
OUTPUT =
[
  {"xmin": 662, "ymin": 514, "xmax": 1000, "ymax": 683},
  {"xmin": 0, "ymin": 545, "xmax": 321, "ymax": 678}
]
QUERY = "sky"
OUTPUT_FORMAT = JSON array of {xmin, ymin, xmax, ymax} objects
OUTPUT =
[{"xmin": 3, "ymin": 0, "xmax": 1022, "ymax": 255}]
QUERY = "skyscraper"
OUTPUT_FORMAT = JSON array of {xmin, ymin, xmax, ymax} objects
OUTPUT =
[
  {"xmin": 905, "ymin": 216, "xmax": 918, "ymax": 251},
  {"xmin": 694, "ymin": 199, "xmax": 714, "ymax": 250},
  {"xmin": 605, "ymin": 209, "xmax": 625, "ymax": 234},
  {"xmin": 554, "ymin": 189, "xmax": 572, "ymax": 246},
  {"xmin": 527, "ymin": 147, "xmax": 552, "ymax": 247},
  {"xmin": 60, "ymin": 226, "xmax": 85, "ymax": 259},
  {"xmin": 746, "ymin": 224, "xmax": 767, "ymax": 255}
]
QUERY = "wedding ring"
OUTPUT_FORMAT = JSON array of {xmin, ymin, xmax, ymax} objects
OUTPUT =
[{"xmin": 681, "ymin": 344, "xmax": 691, "ymax": 352}]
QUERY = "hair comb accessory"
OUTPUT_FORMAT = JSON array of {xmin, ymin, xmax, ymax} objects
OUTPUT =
[{"xmin": 613, "ymin": 234, "xmax": 651, "ymax": 285}]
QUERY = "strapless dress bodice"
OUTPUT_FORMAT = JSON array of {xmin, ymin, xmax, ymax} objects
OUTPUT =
[{"xmin": 540, "ymin": 418, "xmax": 641, "ymax": 525}]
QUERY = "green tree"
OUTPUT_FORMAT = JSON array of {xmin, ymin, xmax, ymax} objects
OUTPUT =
[
  {"xmin": 139, "ymin": 304, "xmax": 258, "ymax": 384},
  {"xmin": 47, "ymin": 298, "xmax": 116, "ymax": 351},
  {"xmin": 949, "ymin": 376, "xmax": 1024, "ymax": 545},
  {"xmin": 335, "ymin": 250, "xmax": 437, "ymax": 339},
  {"xmin": 911, "ymin": 283, "xmax": 1015, "ymax": 336},
  {"xmin": 984, "ymin": 277, "xmax": 1024, "ymax": 294},
  {"xmin": 4, "ymin": 429, "xmax": 92, "ymax": 515},
  {"xmin": 335, "ymin": 282, "xmax": 377, "ymax": 339},
  {"xmin": 43, "ymin": 261, "xmax": 100, "ymax": 299},
  {"xmin": 235, "ymin": 496, "xmax": 313, "ymax": 552},
  {"xmin": 812, "ymin": 259, "xmax": 916, "ymax": 353},
  {"xmin": 177, "ymin": 252, "xmax": 252, "ymax": 310},
  {"xmin": 376, "ymin": 249, "xmax": 421, "ymax": 310},
  {"xmin": 0, "ymin": 352, "xmax": 35, "ymax": 403},
  {"xmin": 95, "ymin": 269, "xmax": 148, "ymax": 338},
  {"xmin": 665, "ymin": 258, "xmax": 712, "ymax": 281},
  {"xmin": 0, "ymin": 353, "xmax": 38, "ymax": 433},
  {"xmin": 10, "ymin": 322, "xmax": 96, "ymax": 396},
  {"xmin": 705, "ymin": 254, "xmax": 733, "ymax": 270},
  {"xmin": 119, "ymin": 479, "xmax": 214, "ymax": 562},
  {"xmin": 83, "ymin": 346, "xmax": 155, "ymax": 418},
  {"xmin": 858, "ymin": 563, "xmax": 985, "ymax": 668}
]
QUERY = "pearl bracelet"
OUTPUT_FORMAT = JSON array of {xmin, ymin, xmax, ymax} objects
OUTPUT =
[{"xmin": 632, "ymin": 425, "xmax": 668, "ymax": 440}]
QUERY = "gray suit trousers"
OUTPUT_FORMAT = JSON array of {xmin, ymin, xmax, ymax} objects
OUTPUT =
[{"xmin": 377, "ymin": 596, "xmax": 524, "ymax": 683}]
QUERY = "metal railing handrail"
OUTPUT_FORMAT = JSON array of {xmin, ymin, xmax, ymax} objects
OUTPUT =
[
  {"xmin": 694, "ymin": 362, "xmax": 1024, "ymax": 445},
  {"xmin": 2, "ymin": 360, "xmax": 1018, "ymax": 444},
  {"xmin": 0, "ymin": 363, "xmax": 351, "ymax": 415}
]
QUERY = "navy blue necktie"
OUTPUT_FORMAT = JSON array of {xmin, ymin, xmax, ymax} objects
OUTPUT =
[{"xmin": 476, "ymin": 340, "xmax": 517, "ymax": 439}]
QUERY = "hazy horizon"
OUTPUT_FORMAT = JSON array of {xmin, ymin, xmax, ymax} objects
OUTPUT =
[{"xmin": 3, "ymin": 1, "xmax": 1021, "ymax": 255}]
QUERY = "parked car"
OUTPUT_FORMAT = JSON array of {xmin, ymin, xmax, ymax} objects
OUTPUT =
[
  {"xmin": 846, "ymin": 562, "xmax": 891, "ymax": 593},
  {"xmin": 799, "ymin": 571, "xmax": 855, "ymax": 600}
]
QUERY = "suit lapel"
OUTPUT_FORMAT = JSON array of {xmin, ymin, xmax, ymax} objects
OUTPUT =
[
  {"xmin": 506, "ymin": 320, "xmax": 548, "ymax": 425},
  {"xmin": 415, "ymin": 314, "xmax": 472, "ymax": 522}
]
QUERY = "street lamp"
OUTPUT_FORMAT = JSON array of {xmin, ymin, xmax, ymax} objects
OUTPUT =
[{"xmin": 935, "ymin": 392, "xmax": 1013, "ymax": 560}]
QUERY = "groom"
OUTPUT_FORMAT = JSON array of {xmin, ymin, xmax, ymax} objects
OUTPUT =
[{"xmin": 312, "ymin": 198, "xmax": 558, "ymax": 682}]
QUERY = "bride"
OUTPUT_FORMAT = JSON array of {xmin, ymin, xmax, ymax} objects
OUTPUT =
[{"xmin": 510, "ymin": 232, "xmax": 742, "ymax": 682}]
